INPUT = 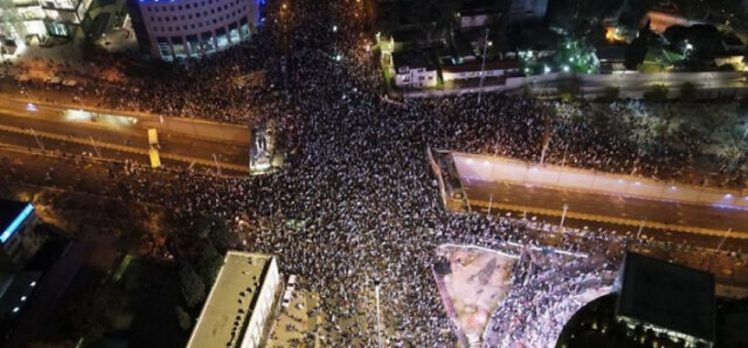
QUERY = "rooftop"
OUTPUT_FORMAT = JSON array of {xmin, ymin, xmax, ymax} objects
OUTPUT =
[
  {"xmin": 616, "ymin": 252, "xmax": 715, "ymax": 342},
  {"xmin": 186, "ymin": 251, "xmax": 275, "ymax": 348},
  {"xmin": 0, "ymin": 199, "xmax": 34, "ymax": 244},
  {"xmin": 458, "ymin": 0, "xmax": 502, "ymax": 16},
  {"xmin": 442, "ymin": 60, "xmax": 520, "ymax": 73},
  {"xmin": 393, "ymin": 50, "xmax": 437, "ymax": 71}
]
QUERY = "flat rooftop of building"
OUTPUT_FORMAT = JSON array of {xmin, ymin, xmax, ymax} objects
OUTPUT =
[
  {"xmin": 616, "ymin": 252, "xmax": 715, "ymax": 342},
  {"xmin": 0, "ymin": 199, "xmax": 32, "ymax": 234},
  {"xmin": 186, "ymin": 251, "xmax": 274, "ymax": 348},
  {"xmin": 393, "ymin": 50, "xmax": 437, "ymax": 71},
  {"xmin": 459, "ymin": 0, "xmax": 503, "ymax": 15}
]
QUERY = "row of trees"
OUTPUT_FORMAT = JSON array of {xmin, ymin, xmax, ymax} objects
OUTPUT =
[
  {"xmin": 178, "ymin": 214, "xmax": 232, "ymax": 309},
  {"xmin": 554, "ymin": 79, "xmax": 700, "ymax": 103}
]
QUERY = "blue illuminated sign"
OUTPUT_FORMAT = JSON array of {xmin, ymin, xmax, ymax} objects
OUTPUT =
[{"xmin": 1, "ymin": 204, "xmax": 34, "ymax": 244}]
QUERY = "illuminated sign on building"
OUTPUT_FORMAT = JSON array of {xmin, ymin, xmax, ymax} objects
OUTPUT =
[{"xmin": 0, "ymin": 204, "xmax": 34, "ymax": 244}]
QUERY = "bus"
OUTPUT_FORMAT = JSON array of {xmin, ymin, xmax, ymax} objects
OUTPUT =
[
  {"xmin": 149, "ymin": 148, "xmax": 161, "ymax": 168},
  {"xmin": 147, "ymin": 128, "xmax": 159, "ymax": 148}
]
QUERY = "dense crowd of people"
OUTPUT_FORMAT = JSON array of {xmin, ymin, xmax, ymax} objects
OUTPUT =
[
  {"xmin": 2, "ymin": 0, "xmax": 748, "ymax": 347},
  {"xmin": 484, "ymin": 252, "xmax": 618, "ymax": 347}
]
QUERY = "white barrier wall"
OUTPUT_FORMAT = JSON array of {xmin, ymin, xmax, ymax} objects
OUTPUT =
[
  {"xmin": 404, "ymin": 71, "xmax": 746, "ymax": 98},
  {"xmin": 453, "ymin": 152, "xmax": 748, "ymax": 210}
]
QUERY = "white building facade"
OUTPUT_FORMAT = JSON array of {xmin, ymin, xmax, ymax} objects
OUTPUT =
[
  {"xmin": 127, "ymin": 0, "xmax": 260, "ymax": 60},
  {"xmin": 395, "ymin": 65, "xmax": 438, "ymax": 88},
  {"xmin": 0, "ymin": 0, "xmax": 94, "ymax": 42}
]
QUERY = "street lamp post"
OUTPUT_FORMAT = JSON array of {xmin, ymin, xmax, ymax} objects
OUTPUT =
[
  {"xmin": 559, "ymin": 204, "xmax": 568, "ymax": 230},
  {"xmin": 477, "ymin": 28, "xmax": 490, "ymax": 105},
  {"xmin": 89, "ymin": 136, "xmax": 101, "ymax": 158},
  {"xmin": 487, "ymin": 193, "xmax": 493, "ymax": 215},
  {"xmin": 29, "ymin": 128, "xmax": 44, "ymax": 151},
  {"xmin": 374, "ymin": 280, "xmax": 383, "ymax": 348},
  {"xmin": 717, "ymin": 228, "xmax": 732, "ymax": 252},
  {"xmin": 212, "ymin": 153, "xmax": 221, "ymax": 175},
  {"xmin": 636, "ymin": 220, "xmax": 645, "ymax": 240}
]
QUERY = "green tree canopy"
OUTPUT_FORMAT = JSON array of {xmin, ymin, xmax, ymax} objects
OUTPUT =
[{"xmin": 179, "ymin": 263, "xmax": 206, "ymax": 307}]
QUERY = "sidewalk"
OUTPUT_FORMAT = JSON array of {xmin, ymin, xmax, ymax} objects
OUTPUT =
[{"xmin": 266, "ymin": 289, "xmax": 323, "ymax": 348}]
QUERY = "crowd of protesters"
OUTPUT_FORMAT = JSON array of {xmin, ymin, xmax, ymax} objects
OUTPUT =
[
  {"xmin": 2, "ymin": 0, "xmax": 747, "ymax": 347},
  {"xmin": 483, "ymin": 251, "xmax": 618, "ymax": 347}
]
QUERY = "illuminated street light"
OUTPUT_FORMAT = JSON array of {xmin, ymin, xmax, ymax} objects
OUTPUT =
[
  {"xmin": 543, "ymin": 65, "xmax": 551, "ymax": 74},
  {"xmin": 562, "ymin": 65, "xmax": 570, "ymax": 73},
  {"xmin": 332, "ymin": 25, "xmax": 338, "ymax": 32},
  {"xmin": 335, "ymin": 54, "xmax": 342, "ymax": 61}
]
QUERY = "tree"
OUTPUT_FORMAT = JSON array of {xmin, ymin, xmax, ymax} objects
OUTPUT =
[
  {"xmin": 601, "ymin": 86, "xmax": 620, "ymax": 101},
  {"xmin": 643, "ymin": 84, "xmax": 669, "ymax": 102},
  {"xmin": 522, "ymin": 83, "xmax": 534, "ymax": 98},
  {"xmin": 739, "ymin": 94, "xmax": 748, "ymax": 110},
  {"xmin": 197, "ymin": 243, "xmax": 223, "ymax": 285},
  {"xmin": 191, "ymin": 216, "xmax": 212, "ymax": 239},
  {"xmin": 179, "ymin": 263, "xmax": 206, "ymax": 307},
  {"xmin": 679, "ymin": 82, "xmax": 697, "ymax": 101},
  {"xmin": 625, "ymin": 21, "xmax": 651, "ymax": 70},
  {"xmin": 56, "ymin": 282, "xmax": 128, "ymax": 341},
  {"xmin": 208, "ymin": 217, "xmax": 233, "ymax": 252},
  {"xmin": 175, "ymin": 305, "xmax": 192, "ymax": 331},
  {"xmin": 558, "ymin": 76, "xmax": 582, "ymax": 101}
]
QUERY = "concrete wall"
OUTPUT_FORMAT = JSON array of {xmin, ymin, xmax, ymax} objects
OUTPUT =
[{"xmin": 240, "ymin": 257, "xmax": 280, "ymax": 348}]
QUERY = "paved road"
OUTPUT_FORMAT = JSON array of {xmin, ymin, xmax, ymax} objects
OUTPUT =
[
  {"xmin": 0, "ymin": 92, "xmax": 250, "ymax": 145},
  {"xmin": 0, "ymin": 84, "xmax": 252, "ymax": 145},
  {"xmin": 462, "ymin": 178, "xmax": 748, "ymax": 251},
  {"xmin": 459, "ymin": 179, "xmax": 748, "ymax": 289},
  {"xmin": 0, "ymin": 98, "xmax": 249, "ymax": 169}
]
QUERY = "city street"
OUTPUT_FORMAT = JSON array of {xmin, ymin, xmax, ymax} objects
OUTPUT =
[
  {"xmin": 0, "ymin": 97, "xmax": 250, "ymax": 172},
  {"xmin": 462, "ymin": 178, "xmax": 748, "ymax": 251}
]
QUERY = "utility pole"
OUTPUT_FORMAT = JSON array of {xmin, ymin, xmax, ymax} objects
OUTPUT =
[
  {"xmin": 477, "ymin": 28, "xmax": 490, "ymax": 105},
  {"xmin": 89, "ymin": 136, "xmax": 101, "ymax": 158},
  {"xmin": 540, "ymin": 142, "xmax": 549, "ymax": 165},
  {"xmin": 717, "ymin": 228, "xmax": 732, "ymax": 252},
  {"xmin": 559, "ymin": 204, "xmax": 569, "ymax": 230},
  {"xmin": 29, "ymin": 128, "xmax": 44, "ymax": 150},
  {"xmin": 487, "ymin": 193, "xmax": 493, "ymax": 215},
  {"xmin": 212, "ymin": 153, "xmax": 221, "ymax": 175},
  {"xmin": 374, "ymin": 279, "xmax": 383, "ymax": 348},
  {"xmin": 636, "ymin": 220, "xmax": 645, "ymax": 240}
]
